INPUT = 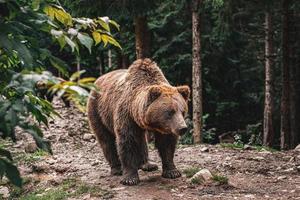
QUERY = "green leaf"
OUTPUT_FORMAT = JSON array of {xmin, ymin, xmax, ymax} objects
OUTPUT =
[
  {"xmin": 78, "ymin": 77, "xmax": 96, "ymax": 84},
  {"xmin": 97, "ymin": 18, "xmax": 110, "ymax": 32},
  {"xmin": 64, "ymin": 36, "xmax": 76, "ymax": 52},
  {"xmin": 49, "ymin": 56, "xmax": 69, "ymax": 77},
  {"xmin": 1, "ymin": 158, "xmax": 22, "ymax": 187},
  {"xmin": 77, "ymin": 33, "xmax": 93, "ymax": 53},
  {"xmin": 109, "ymin": 20, "xmax": 120, "ymax": 31},
  {"xmin": 44, "ymin": 5, "xmax": 55, "ymax": 20},
  {"xmin": 57, "ymin": 35, "xmax": 66, "ymax": 49},
  {"xmin": 70, "ymin": 70, "xmax": 86, "ymax": 81},
  {"xmin": 32, "ymin": 0, "xmax": 40, "ymax": 11},
  {"xmin": 92, "ymin": 31, "xmax": 101, "ymax": 45},
  {"xmin": 101, "ymin": 34, "xmax": 121, "ymax": 49},
  {"xmin": 0, "ymin": 148, "xmax": 13, "ymax": 161},
  {"xmin": 54, "ymin": 8, "xmax": 72, "ymax": 26}
]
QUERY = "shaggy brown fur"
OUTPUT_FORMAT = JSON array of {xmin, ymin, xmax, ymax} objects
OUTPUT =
[{"xmin": 87, "ymin": 58, "xmax": 190, "ymax": 185}]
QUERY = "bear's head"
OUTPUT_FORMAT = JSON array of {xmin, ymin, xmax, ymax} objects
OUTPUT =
[{"xmin": 145, "ymin": 85, "xmax": 190, "ymax": 136}]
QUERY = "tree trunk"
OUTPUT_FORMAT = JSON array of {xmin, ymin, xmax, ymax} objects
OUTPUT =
[
  {"xmin": 134, "ymin": 16, "xmax": 150, "ymax": 59},
  {"xmin": 192, "ymin": 0, "xmax": 202, "ymax": 144},
  {"xmin": 289, "ymin": 9, "xmax": 299, "ymax": 148},
  {"xmin": 280, "ymin": 0, "xmax": 291, "ymax": 150},
  {"xmin": 263, "ymin": 10, "xmax": 275, "ymax": 147},
  {"xmin": 117, "ymin": 51, "xmax": 130, "ymax": 69},
  {"xmin": 108, "ymin": 49, "xmax": 112, "ymax": 69}
]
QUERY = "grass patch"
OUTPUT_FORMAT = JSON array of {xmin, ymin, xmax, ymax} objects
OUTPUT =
[
  {"xmin": 18, "ymin": 178, "xmax": 114, "ymax": 200},
  {"xmin": 190, "ymin": 177, "xmax": 202, "ymax": 185},
  {"xmin": 220, "ymin": 143, "xmax": 244, "ymax": 149},
  {"xmin": 183, "ymin": 167, "xmax": 200, "ymax": 178},
  {"xmin": 16, "ymin": 150, "xmax": 49, "ymax": 164},
  {"xmin": 254, "ymin": 145, "xmax": 278, "ymax": 152},
  {"xmin": 212, "ymin": 174, "xmax": 228, "ymax": 185}
]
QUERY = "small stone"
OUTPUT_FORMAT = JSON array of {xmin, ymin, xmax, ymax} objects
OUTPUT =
[
  {"xmin": 46, "ymin": 159, "xmax": 56, "ymax": 165},
  {"xmin": 190, "ymin": 168, "xmax": 213, "ymax": 184},
  {"xmin": 91, "ymin": 161, "xmax": 99, "ymax": 166},
  {"xmin": 284, "ymin": 168, "xmax": 294, "ymax": 172},
  {"xmin": 277, "ymin": 175, "xmax": 287, "ymax": 180},
  {"xmin": 83, "ymin": 134, "xmax": 95, "ymax": 141},
  {"xmin": 244, "ymin": 194, "xmax": 255, "ymax": 198},
  {"xmin": 32, "ymin": 163, "xmax": 49, "ymax": 173},
  {"xmin": 25, "ymin": 142, "xmax": 38, "ymax": 153},
  {"xmin": 243, "ymin": 145, "xmax": 255, "ymax": 150},
  {"xmin": 295, "ymin": 144, "xmax": 300, "ymax": 151},
  {"xmin": 289, "ymin": 157, "xmax": 296, "ymax": 163},
  {"xmin": 200, "ymin": 147, "xmax": 209, "ymax": 152},
  {"xmin": 0, "ymin": 186, "xmax": 10, "ymax": 198},
  {"xmin": 253, "ymin": 156, "xmax": 265, "ymax": 161}
]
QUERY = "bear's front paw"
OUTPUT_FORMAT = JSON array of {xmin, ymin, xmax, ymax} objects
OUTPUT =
[
  {"xmin": 141, "ymin": 162, "xmax": 158, "ymax": 172},
  {"xmin": 162, "ymin": 169, "xmax": 182, "ymax": 179},
  {"xmin": 120, "ymin": 174, "xmax": 140, "ymax": 186}
]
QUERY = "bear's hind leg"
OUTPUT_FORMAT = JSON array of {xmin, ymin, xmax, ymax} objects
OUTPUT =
[
  {"xmin": 88, "ymin": 109, "xmax": 122, "ymax": 176},
  {"xmin": 154, "ymin": 133, "xmax": 181, "ymax": 179}
]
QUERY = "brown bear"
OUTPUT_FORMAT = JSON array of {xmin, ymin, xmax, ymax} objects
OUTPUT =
[{"xmin": 87, "ymin": 58, "xmax": 190, "ymax": 185}]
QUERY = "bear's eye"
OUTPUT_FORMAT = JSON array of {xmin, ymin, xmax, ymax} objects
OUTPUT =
[{"xmin": 166, "ymin": 109, "xmax": 175, "ymax": 118}]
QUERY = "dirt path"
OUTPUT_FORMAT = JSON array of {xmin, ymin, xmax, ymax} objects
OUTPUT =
[{"xmin": 3, "ymin": 100, "xmax": 300, "ymax": 199}]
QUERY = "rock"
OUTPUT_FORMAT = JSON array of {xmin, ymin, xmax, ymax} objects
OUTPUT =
[
  {"xmin": 32, "ymin": 163, "xmax": 49, "ymax": 173},
  {"xmin": 277, "ymin": 175, "xmax": 287, "ymax": 180},
  {"xmin": 243, "ymin": 145, "xmax": 255, "ymax": 150},
  {"xmin": 284, "ymin": 167, "xmax": 295, "ymax": 172},
  {"xmin": 244, "ymin": 194, "xmax": 255, "ymax": 198},
  {"xmin": 25, "ymin": 142, "xmax": 38, "ymax": 153},
  {"xmin": 253, "ymin": 156, "xmax": 265, "ymax": 161},
  {"xmin": 295, "ymin": 144, "xmax": 300, "ymax": 151},
  {"xmin": 83, "ymin": 134, "xmax": 95, "ymax": 141},
  {"xmin": 200, "ymin": 147, "xmax": 209, "ymax": 152},
  {"xmin": 189, "ymin": 168, "xmax": 213, "ymax": 184},
  {"xmin": 0, "ymin": 186, "xmax": 10, "ymax": 198}
]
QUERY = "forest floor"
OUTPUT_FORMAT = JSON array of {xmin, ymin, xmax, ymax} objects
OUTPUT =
[{"xmin": 1, "ymin": 99, "xmax": 300, "ymax": 200}]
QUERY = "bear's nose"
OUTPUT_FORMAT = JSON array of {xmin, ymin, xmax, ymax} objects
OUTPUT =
[{"xmin": 178, "ymin": 127, "xmax": 188, "ymax": 136}]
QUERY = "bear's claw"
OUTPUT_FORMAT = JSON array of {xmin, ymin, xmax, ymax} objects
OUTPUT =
[
  {"xmin": 162, "ymin": 169, "xmax": 181, "ymax": 179},
  {"xmin": 141, "ymin": 163, "xmax": 158, "ymax": 172},
  {"xmin": 120, "ymin": 175, "xmax": 140, "ymax": 186}
]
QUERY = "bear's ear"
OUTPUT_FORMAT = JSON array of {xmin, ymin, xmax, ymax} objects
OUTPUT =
[
  {"xmin": 148, "ymin": 85, "xmax": 162, "ymax": 103},
  {"xmin": 177, "ymin": 86, "xmax": 190, "ymax": 101}
]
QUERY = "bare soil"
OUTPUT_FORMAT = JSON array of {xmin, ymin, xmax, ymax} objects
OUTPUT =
[{"xmin": 3, "ymin": 100, "xmax": 300, "ymax": 200}]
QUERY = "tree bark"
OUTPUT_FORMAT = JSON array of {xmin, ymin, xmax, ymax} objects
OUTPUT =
[
  {"xmin": 263, "ymin": 10, "xmax": 275, "ymax": 147},
  {"xmin": 134, "ymin": 16, "xmax": 150, "ymax": 59},
  {"xmin": 289, "ymin": 9, "xmax": 299, "ymax": 148},
  {"xmin": 108, "ymin": 49, "xmax": 112, "ymax": 69},
  {"xmin": 117, "ymin": 51, "xmax": 130, "ymax": 69},
  {"xmin": 192, "ymin": 0, "xmax": 202, "ymax": 144},
  {"xmin": 280, "ymin": 0, "xmax": 291, "ymax": 150}
]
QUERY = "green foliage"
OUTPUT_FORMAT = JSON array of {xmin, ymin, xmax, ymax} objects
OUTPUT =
[
  {"xmin": 179, "ymin": 114, "xmax": 217, "ymax": 145},
  {"xmin": 17, "ymin": 178, "xmax": 114, "ymax": 200},
  {"xmin": 190, "ymin": 177, "xmax": 203, "ymax": 185},
  {"xmin": 49, "ymin": 70, "xmax": 97, "ymax": 112},
  {"xmin": 0, "ymin": 0, "xmax": 120, "ymax": 187},
  {"xmin": 212, "ymin": 174, "xmax": 228, "ymax": 185},
  {"xmin": 220, "ymin": 143, "xmax": 244, "ymax": 149},
  {"xmin": 183, "ymin": 167, "xmax": 201, "ymax": 178}
]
